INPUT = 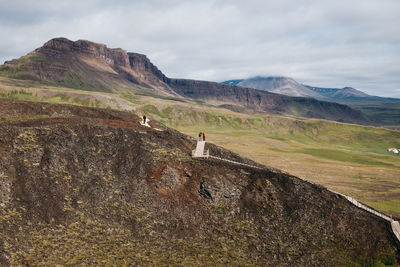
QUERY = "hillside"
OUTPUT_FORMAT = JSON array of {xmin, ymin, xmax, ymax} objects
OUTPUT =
[
  {"xmin": 0, "ymin": 37, "xmax": 369, "ymax": 124},
  {"xmin": 0, "ymin": 98, "xmax": 399, "ymax": 265}
]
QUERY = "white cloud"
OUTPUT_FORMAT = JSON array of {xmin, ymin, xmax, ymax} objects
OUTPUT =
[{"xmin": 0, "ymin": 0, "xmax": 399, "ymax": 97}]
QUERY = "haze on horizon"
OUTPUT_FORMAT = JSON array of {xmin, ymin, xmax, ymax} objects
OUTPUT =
[{"xmin": 0, "ymin": 0, "xmax": 399, "ymax": 97}]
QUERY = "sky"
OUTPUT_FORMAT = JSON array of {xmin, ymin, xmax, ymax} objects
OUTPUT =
[{"xmin": 0, "ymin": 0, "xmax": 399, "ymax": 97}]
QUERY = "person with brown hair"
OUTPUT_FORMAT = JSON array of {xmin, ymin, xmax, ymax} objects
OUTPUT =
[{"xmin": 202, "ymin": 131, "xmax": 206, "ymax": 141}]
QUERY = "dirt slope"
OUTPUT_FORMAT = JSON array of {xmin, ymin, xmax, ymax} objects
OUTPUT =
[{"xmin": 0, "ymin": 99, "xmax": 398, "ymax": 266}]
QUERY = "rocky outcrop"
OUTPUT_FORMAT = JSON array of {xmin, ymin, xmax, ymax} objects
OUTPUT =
[
  {"xmin": 41, "ymin": 38, "xmax": 130, "ymax": 67},
  {"xmin": 128, "ymin": 52, "xmax": 169, "ymax": 83}
]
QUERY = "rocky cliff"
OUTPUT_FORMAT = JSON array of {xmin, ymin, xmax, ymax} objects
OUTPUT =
[{"xmin": 0, "ymin": 99, "xmax": 398, "ymax": 266}]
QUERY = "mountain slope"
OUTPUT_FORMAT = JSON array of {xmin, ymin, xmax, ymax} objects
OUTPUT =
[
  {"xmin": 304, "ymin": 85, "xmax": 371, "ymax": 99},
  {"xmin": 0, "ymin": 37, "xmax": 368, "ymax": 124},
  {"xmin": 0, "ymin": 38, "xmax": 176, "ymax": 96},
  {"xmin": 0, "ymin": 98, "xmax": 398, "ymax": 266}
]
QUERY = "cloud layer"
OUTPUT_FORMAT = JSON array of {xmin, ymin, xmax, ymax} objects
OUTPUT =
[{"xmin": 1, "ymin": 0, "xmax": 399, "ymax": 97}]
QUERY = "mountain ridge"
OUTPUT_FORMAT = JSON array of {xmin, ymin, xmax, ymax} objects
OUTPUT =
[
  {"xmin": 222, "ymin": 76, "xmax": 374, "ymax": 100},
  {"xmin": 0, "ymin": 37, "xmax": 368, "ymax": 124}
]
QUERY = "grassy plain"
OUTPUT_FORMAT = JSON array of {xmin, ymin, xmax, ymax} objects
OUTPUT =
[{"xmin": 1, "ymin": 77, "xmax": 399, "ymax": 217}]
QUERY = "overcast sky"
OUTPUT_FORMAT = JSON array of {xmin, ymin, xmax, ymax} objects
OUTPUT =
[{"xmin": 1, "ymin": 0, "xmax": 399, "ymax": 97}]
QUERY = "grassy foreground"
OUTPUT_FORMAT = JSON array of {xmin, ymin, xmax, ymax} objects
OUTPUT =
[{"xmin": 1, "ymin": 78, "xmax": 400, "ymax": 217}]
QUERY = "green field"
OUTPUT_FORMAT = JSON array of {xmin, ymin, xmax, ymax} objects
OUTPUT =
[{"xmin": 1, "ymin": 77, "xmax": 399, "ymax": 217}]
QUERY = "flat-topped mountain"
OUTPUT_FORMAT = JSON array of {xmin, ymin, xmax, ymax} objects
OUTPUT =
[
  {"xmin": 2, "ymin": 37, "xmax": 176, "ymax": 96},
  {"xmin": 0, "ymin": 37, "xmax": 369, "ymax": 124},
  {"xmin": 0, "ymin": 98, "xmax": 398, "ymax": 265}
]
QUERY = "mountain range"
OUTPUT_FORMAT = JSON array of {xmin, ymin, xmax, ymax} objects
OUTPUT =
[
  {"xmin": 222, "ymin": 76, "xmax": 374, "ymax": 100},
  {"xmin": 222, "ymin": 77, "xmax": 400, "ymax": 126},
  {"xmin": 0, "ymin": 37, "xmax": 369, "ymax": 124}
]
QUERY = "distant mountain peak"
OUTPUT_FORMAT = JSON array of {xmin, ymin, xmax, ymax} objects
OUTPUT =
[
  {"xmin": 222, "ymin": 76, "xmax": 375, "ymax": 100},
  {"xmin": 227, "ymin": 76, "xmax": 323, "ymax": 98},
  {"xmin": 331, "ymin": 87, "xmax": 370, "ymax": 98}
]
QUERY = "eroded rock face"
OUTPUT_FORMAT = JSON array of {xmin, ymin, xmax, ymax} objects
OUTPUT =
[
  {"xmin": 41, "ymin": 38, "xmax": 128, "ymax": 66},
  {"xmin": 0, "ymin": 99, "xmax": 398, "ymax": 266}
]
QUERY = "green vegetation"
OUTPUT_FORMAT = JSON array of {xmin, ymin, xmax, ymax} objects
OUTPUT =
[
  {"xmin": 47, "ymin": 93, "xmax": 71, "ymax": 102},
  {"xmin": 365, "ymin": 198, "xmax": 400, "ymax": 216},
  {"xmin": 0, "ymin": 65, "xmax": 11, "ymax": 73},
  {"xmin": 0, "ymin": 90, "xmax": 39, "ymax": 101},
  {"xmin": 141, "ymin": 104, "xmax": 174, "ymax": 119},
  {"xmin": 297, "ymin": 148, "xmax": 396, "ymax": 167},
  {"xmin": 0, "ymin": 65, "xmax": 15, "ymax": 77},
  {"xmin": 355, "ymin": 253, "xmax": 397, "ymax": 267},
  {"xmin": 56, "ymin": 71, "xmax": 89, "ymax": 90},
  {"xmin": 29, "ymin": 55, "xmax": 47, "ymax": 62},
  {"xmin": 5, "ymin": 218, "xmax": 269, "ymax": 266},
  {"xmin": 340, "ymin": 99, "xmax": 400, "ymax": 126},
  {"xmin": 0, "ymin": 88, "xmax": 107, "ymax": 109}
]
